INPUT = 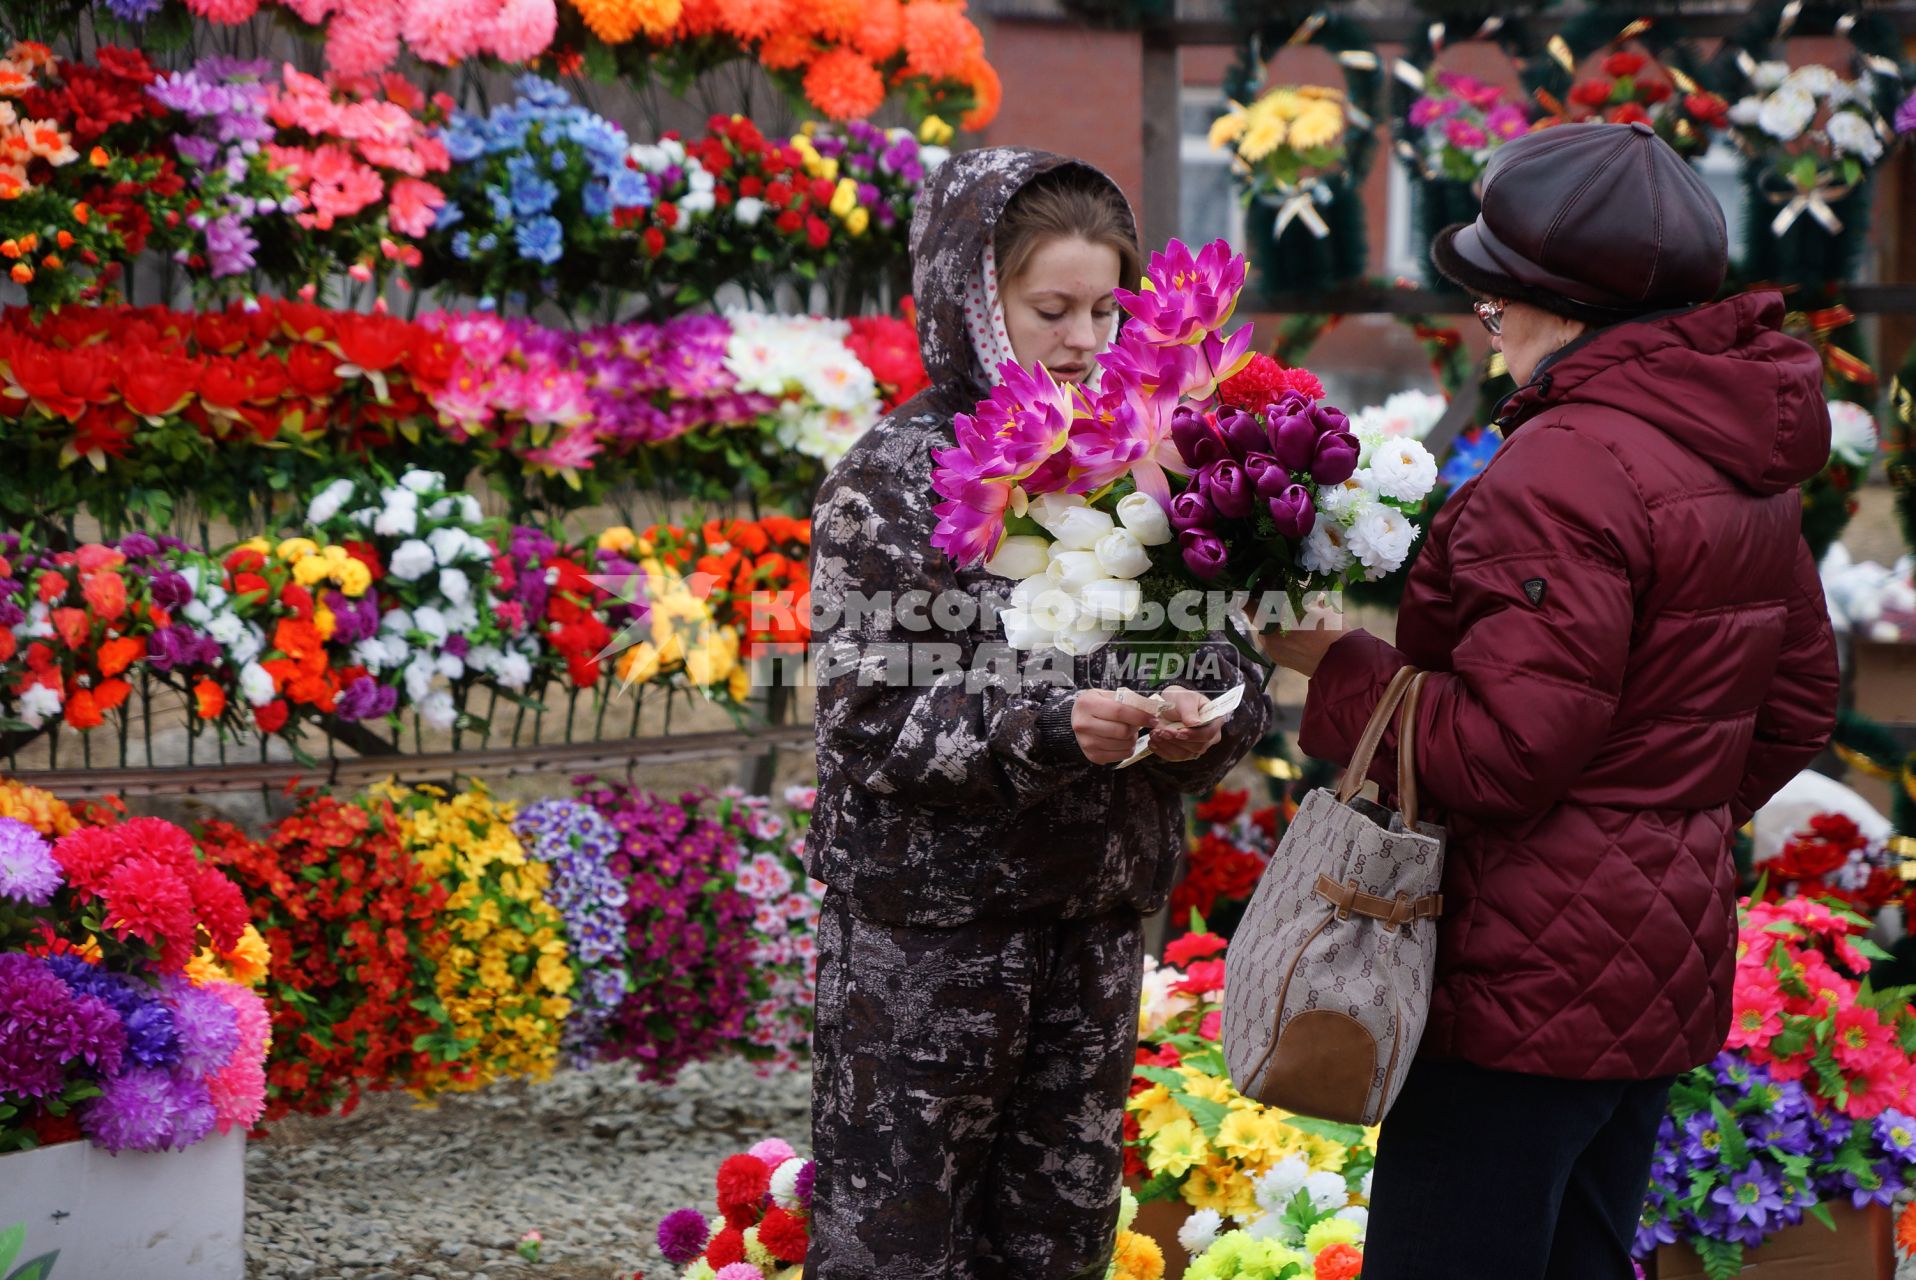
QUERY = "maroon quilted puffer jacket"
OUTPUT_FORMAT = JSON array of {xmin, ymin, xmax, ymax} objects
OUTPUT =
[{"xmin": 1299, "ymin": 292, "xmax": 1840, "ymax": 1081}]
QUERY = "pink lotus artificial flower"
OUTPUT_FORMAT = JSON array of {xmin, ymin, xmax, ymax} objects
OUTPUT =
[
  {"xmin": 1114, "ymin": 238, "xmax": 1246, "ymax": 346},
  {"xmin": 516, "ymin": 369, "xmax": 593, "ymax": 428},
  {"xmin": 930, "ymin": 363, "xmax": 1076, "ymax": 566},
  {"xmin": 521, "ymin": 425, "xmax": 603, "ymax": 477},
  {"xmin": 1065, "ymin": 380, "xmax": 1188, "ymax": 505}
]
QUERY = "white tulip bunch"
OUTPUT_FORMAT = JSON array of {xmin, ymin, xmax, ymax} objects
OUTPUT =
[{"xmin": 984, "ymin": 491, "xmax": 1173, "ymax": 655}]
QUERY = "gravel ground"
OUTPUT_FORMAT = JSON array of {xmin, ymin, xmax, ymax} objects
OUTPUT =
[{"xmin": 245, "ymin": 1056, "xmax": 811, "ymax": 1280}]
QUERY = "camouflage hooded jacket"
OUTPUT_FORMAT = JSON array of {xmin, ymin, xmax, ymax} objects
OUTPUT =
[{"xmin": 806, "ymin": 147, "xmax": 1272, "ymax": 928}]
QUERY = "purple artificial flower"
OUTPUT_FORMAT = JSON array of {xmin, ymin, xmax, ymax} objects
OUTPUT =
[
  {"xmin": 1168, "ymin": 490, "xmax": 1214, "ymax": 533},
  {"xmin": 1215, "ymin": 408, "xmax": 1266, "ymax": 459},
  {"xmin": 1752, "ymin": 1112, "xmax": 1813, "ymax": 1157},
  {"xmin": 444, "ymin": 634, "xmax": 471, "ymax": 660},
  {"xmin": 1840, "ymin": 1162, "xmax": 1899, "ymax": 1209},
  {"xmin": 106, "ymin": 0, "xmax": 164, "ymax": 19},
  {"xmin": 204, "ymin": 214, "xmax": 259, "ymax": 278},
  {"xmin": 655, "ymin": 1208, "xmax": 711, "ymax": 1265},
  {"xmin": 0, "ymin": 599, "xmax": 24, "ymax": 629},
  {"xmin": 1170, "ymin": 405, "xmax": 1228, "ymax": 469},
  {"xmin": 1267, "ymin": 404, "xmax": 1318, "ymax": 472},
  {"xmin": 334, "ymin": 676, "xmax": 392, "ymax": 722},
  {"xmin": 1878, "ymin": 1110, "xmax": 1916, "ymax": 1160},
  {"xmin": 161, "ymin": 975, "xmax": 241, "ymax": 1077},
  {"xmin": 80, "ymin": 1066, "xmax": 215, "ymax": 1154},
  {"xmin": 147, "ymin": 570, "xmax": 192, "ymax": 610},
  {"xmin": 1267, "ymin": 485, "xmax": 1317, "ymax": 539},
  {"xmin": 1711, "ymin": 1161, "xmax": 1785, "ymax": 1228},
  {"xmin": 795, "ymin": 1160, "xmax": 815, "ymax": 1207},
  {"xmin": 1311, "ymin": 431, "xmax": 1361, "ymax": 486},
  {"xmin": 0, "ymin": 953, "xmax": 115, "ymax": 1097},
  {"xmin": 1897, "ymin": 88, "xmax": 1916, "ymax": 137},
  {"xmin": 0, "ymin": 817, "xmax": 60, "ymax": 904},
  {"xmin": 1683, "ymin": 1111, "xmax": 1727, "ymax": 1166},
  {"xmin": 1179, "ymin": 530, "xmax": 1229, "ymax": 581},
  {"xmin": 117, "ymin": 532, "xmax": 160, "ymax": 559},
  {"xmin": 1197, "ymin": 460, "xmax": 1254, "ymax": 520},
  {"xmin": 49, "ymin": 955, "xmax": 178, "ymax": 1069},
  {"xmin": 516, "ymin": 798, "xmax": 631, "ymax": 1065}
]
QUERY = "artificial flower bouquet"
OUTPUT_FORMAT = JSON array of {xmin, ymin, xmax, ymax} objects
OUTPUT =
[
  {"xmin": 655, "ymin": 1137, "xmax": 815, "ymax": 1278},
  {"xmin": 1752, "ymin": 812, "xmax": 1908, "ymax": 923},
  {"xmin": 1536, "ymin": 50, "xmax": 1730, "ymax": 157},
  {"xmin": 512, "ymin": 797, "xmax": 629, "ymax": 1068},
  {"xmin": 1404, "ymin": 70, "xmax": 1530, "ymax": 184},
  {"xmin": 1635, "ymin": 896, "xmax": 1916, "ymax": 1274},
  {"xmin": 714, "ymin": 785, "xmax": 822, "ymax": 1074},
  {"xmin": 427, "ymin": 75, "xmax": 647, "ymax": 308},
  {"xmin": 1127, "ymin": 927, "xmax": 1374, "ymax": 1275},
  {"xmin": 931, "ymin": 239, "xmax": 1438, "ymax": 660},
  {"xmin": 1727, "ymin": 60, "xmax": 1892, "ymax": 251},
  {"xmin": 1209, "ymin": 84, "xmax": 1353, "ymax": 236},
  {"xmin": 0, "ymin": 785, "xmax": 272, "ymax": 1155},
  {"xmin": 1172, "ymin": 786, "xmax": 1281, "ymax": 929}
]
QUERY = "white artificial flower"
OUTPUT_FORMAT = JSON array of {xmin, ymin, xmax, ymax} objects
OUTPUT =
[
  {"xmin": 1758, "ymin": 87, "xmax": 1817, "ymax": 141},
  {"xmin": 999, "ymin": 606, "xmax": 1055, "ymax": 651},
  {"xmin": 1359, "ymin": 1169, "xmax": 1373, "ymax": 1199},
  {"xmin": 1752, "ymin": 60, "xmax": 1791, "ymax": 91},
  {"xmin": 380, "ymin": 484, "xmax": 419, "ymax": 510},
  {"xmin": 430, "ymin": 526, "xmax": 476, "ymax": 565},
  {"xmin": 380, "ymin": 607, "xmax": 413, "ymax": 635},
  {"xmin": 1315, "ymin": 480, "xmax": 1371, "ymax": 523},
  {"xmin": 495, "ymin": 651, "xmax": 532, "ymax": 690},
  {"xmin": 1366, "ymin": 438, "xmax": 1439, "ymax": 502},
  {"xmin": 201, "ymin": 583, "xmax": 228, "ymax": 610},
  {"xmin": 659, "ymin": 137, "xmax": 686, "ymax": 164},
  {"xmin": 1053, "ymin": 615, "xmax": 1117, "ymax": 656},
  {"xmin": 1027, "ymin": 491, "xmax": 1088, "ymax": 535},
  {"xmin": 680, "ymin": 190, "xmax": 716, "ymax": 216},
  {"xmin": 446, "ymin": 603, "xmax": 480, "ymax": 633},
  {"xmin": 1785, "ymin": 64, "xmax": 1838, "ymax": 97},
  {"xmin": 434, "ymin": 652, "xmax": 465, "ymax": 681},
  {"xmin": 466, "ymin": 645, "xmax": 501, "ymax": 674},
  {"xmin": 389, "ymin": 540, "xmax": 435, "ymax": 582},
  {"xmin": 419, "ymin": 689, "xmax": 456, "ymax": 729},
  {"xmin": 17, "ymin": 684, "xmax": 61, "ymax": 728},
  {"xmin": 426, "ymin": 497, "xmax": 454, "ymax": 520},
  {"xmin": 380, "ymin": 634, "xmax": 411, "ymax": 667},
  {"xmin": 1047, "ymin": 549, "xmax": 1105, "ymax": 594},
  {"xmin": 1728, "ymin": 96, "xmax": 1763, "ymax": 127},
  {"xmin": 1828, "ymin": 400, "xmax": 1878, "ymax": 467},
  {"xmin": 23, "ymin": 604, "xmax": 51, "ymax": 639},
  {"xmin": 412, "ymin": 605, "xmax": 449, "ymax": 643},
  {"xmin": 1303, "ymin": 1170, "xmax": 1351, "ymax": 1214},
  {"xmin": 770, "ymin": 1158, "xmax": 807, "ymax": 1211},
  {"xmin": 1178, "ymin": 1209, "xmax": 1225, "ymax": 1256},
  {"xmin": 438, "ymin": 567, "xmax": 472, "ymax": 606},
  {"xmin": 1254, "ymin": 1155, "xmax": 1312, "ymax": 1212},
  {"xmin": 1115, "ymin": 492, "xmax": 1172, "ymax": 545},
  {"xmin": 1078, "ymin": 577, "xmax": 1143, "ymax": 623},
  {"xmin": 689, "ymin": 168, "xmax": 716, "ymax": 194},
  {"xmin": 229, "ymin": 626, "xmax": 263, "ymax": 666},
  {"xmin": 207, "ymin": 612, "xmax": 244, "ymax": 646},
  {"xmin": 1048, "ymin": 506, "xmax": 1115, "ymax": 551},
  {"xmin": 1826, "ymin": 110, "xmax": 1884, "ymax": 162},
  {"xmin": 238, "ymin": 662, "xmax": 276, "ymax": 707},
  {"xmin": 307, "ymin": 478, "xmax": 357, "ymax": 526},
  {"xmin": 920, "ymin": 144, "xmax": 951, "ymax": 171},
  {"xmin": 373, "ymin": 504, "xmax": 418, "ymax": 537},
  {"xmin": 351, "ymin": 507, "xmax": 379, "ymax": 529},
  {"xmin": 1026, "ymin": 587, "xmax": 1080, "ymax": 635},
  {"xmin": 1335, "ymin": 1205, "xmax": 1370, "ymax": 1234},
  {"xmin": 985, "ymin": 535, "xmax": 1051, "ymax": 581},
  {"xmin": 1094, "ymin": 528, "xmax": 1153, "ymax": 579},
  {"xmin": 458, "ymin": 495, "xmax": 483, "ymax": 524},
  {"xmin": 1009, "ymin": 575, "xmax": 1051, "ymax": 611},
  {"xmin": 1299, "ymin": 523, "xmax": 1356, "ymax": 576},
  {"xmin": 353, "ymin": 637, "xmax": 388, "ymax": 673},
  {"xmin": 179, "ymin": 565, "xmax": 203, "ymax": 596},
  {"xmin": 733, "ymin": 197, "xmax": 765, "ymax": 226},
  {"xmin": 627, "ymin": 143, "xmax": 665, "ymax": 171},
  {"xmin": 1137, "ymin": 961, "xmax": 1195, "ymax": 1037},
  {"xmin": 1347, "ymin": 505, "xmax": 1417, "ymax": 576},
  {"xmin": 182, "ymin": 598, "xmax": 214, "ymax": 625},
  {"xmin": 403, "ymin": 654, "xmax": 436, "ymax": 703},
  {"xmin": 399, "ymin": 469, "xmax": 441, "ymax": 495}
]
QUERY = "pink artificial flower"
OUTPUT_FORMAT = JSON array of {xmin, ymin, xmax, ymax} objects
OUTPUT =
[
  {"xmin": 517, "ymin": 369, "xmax": 592, "ymax": 427},
  {"xmin": 185, "ymin": 0, "xmax": 262, "ymax": 21},
  {"xmin": 1114, "ymin": 238, "xmax": 1247, "ymax": 346},
  {"xmin": 401, "ymin": 0, "xmax": 493, "ymax": 65},
  {"xmin": 296, "ymin": 143, "xmax": 385, "ymax": 228},
  {"xmin": 1725, "ymin": 975, "xmax": 1785, "ymax": 1051},
  {"xmin": 387, "ymin": 175, "xmax": 445, "ymax": 237},
  {"xmin": 1485, "ymin": 103, "xmax": 1529, "ymax": 140},
  {"xmin": 485, "ymin": 0, "xmax": 559, "ymax": 63},
  {"xmin": 280, "ymin": 0, "xmax": 339, "ymax": 20},
  {"xmin": 1444, "ymin": 117, "xmax": 1489, "ymax": 150},
  {"xmin": 1408, "ymin": 97, "xmax": 1457, "ymax": 128},
  {"xmin": 521, "ymin": 426, "xmax": 603, "ymax": 476},
  {"xmin": 325, "ymin": 0, "xmax": 405, "ymax": 76},
  {"xmin": 1065, "ymin": 381, "xmax": 1187, "ymax": 505}
]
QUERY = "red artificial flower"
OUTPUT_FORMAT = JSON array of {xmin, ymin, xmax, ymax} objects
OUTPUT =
[
  {"xmin": 1686, "ymin": 92, "xmax": 1730, "ymax": 127},
  {"xmin": 715, "ymin": 1153, "xmax": 773, "ymax": 1220},
  {"xmin": 643, "ymin": 227, "xmax": 665, "ymax": 257},
  {"xmin": 82, "ymin": 570, "xmax": 128, "ymax": 623},
  {"xmin": 63, "ymin": 687, "xmax": 103, "ymax": 731},
  {"xmin": 27, "ymin": 1109, "xmax": 82, "ymax": 1147},
  {"xmin": 285, "ymin": 343, "xmax": 344, "ymax": 397},
  {"xmin": 1570, "ymin": 79, "xmax": 1615, "ymax": 109},
  {"xmin": 51, "ymin": 606, "xmax": 89, "ymax": 649},
  {"xmin": 805, "ymin": 216, "xmax": 831, "ymax": 250},
  {"xmin": 1316, "ymin": 1243, "xmax": 1364, "ymax": 1280},
  {"xmin": 342, "ymin": 541, "xmax": 385, "ymax": 581},
  {"xmin": 1607, "ymin": 102, "xmax": 1654, "ymax": 127},
  {"xmin": 1164, "ymin": 932, "xmax": 1229, "ymax": 967},
  {"xmin": 36, "ymin": 571, "xmax": 68, "ymax": 605},
  {"xmin": 194, "ymin": 677, "xmax": 226, "ymax": 720},
  {"xmin": 99, "ymin": 854, "xmax": 200, "ymax": 970},
  {"xmin": 335, "ymin": 313, "xmax": 413, "ymax": 373},
  {"xmin": 120, "ymin": 351, "xmax": 203, "ymax": 418},
  {"xmin": 757, "ymin": 1207, "xmax": 809, "ymax": 1263},
  {"xmin": 1174, "ymin": 958, "xmax": 1227, "ymax": 995},
  {"xmin": 254, "ymin": 699, "xmax": 289, "ymax": 734},
  {"xmin": 96, "ymin": 635, "xmax": 143, "ymax": 678},
  {"xmin": 1601, "ymin": 51, "xmax": 1647, "ymax": 80},
  {"xmin": 705, "ymin": 1226, "xmax": 747, "ymax": 1268},
  {"xmin": 1196, "ymin": 787, "xmax": 1248, "ymax": 825}
]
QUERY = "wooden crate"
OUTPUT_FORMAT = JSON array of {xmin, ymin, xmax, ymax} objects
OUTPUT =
[{"xmin": 1646, "ymin": 1204, "xmax": 1891, "ymax": 1280}]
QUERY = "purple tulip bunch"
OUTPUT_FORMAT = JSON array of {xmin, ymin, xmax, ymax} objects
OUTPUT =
[{"xmin": 1164, "ymin": 391, "xmax": 1361, "ymax": 582}]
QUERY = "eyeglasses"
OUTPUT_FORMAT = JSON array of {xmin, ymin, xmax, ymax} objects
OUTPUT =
[{"xmin": 1472, "ymin": 298, "xmax": 1506, "ymax": 337}]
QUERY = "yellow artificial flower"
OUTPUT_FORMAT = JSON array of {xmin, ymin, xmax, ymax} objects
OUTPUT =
[
  {"xmin": 1209, "ymin": 106, "xmax": 1249, "ymax": 150},
  {"xmin": 1182, "ymin": 1159, "xmax": 1257, "ymax": 1218},
  {"xmin": 275, "ymin": 537, "xmax": 319, "ymax": 563},
  {"xmin": 1132, "ymin": 1087, "xmax": 1188, "ymax": 1138},
  {"xmin": 1304, "ymin": 1217, "xmax": 1362, "ymax": 1255},
  {"xmin": 727, "ymin": 664, "xmax": 752, "ymax": 703},
  {"xmin": 291, "ymin": 553, "xmax": 333, "ymax": 586},
  {"xmin": 830, "ymin": 177, "xmax": 859, "ymax": 219},
  {"xmin": 919, "ymin": 114, "xmax": 954, "ymax": 145},
  {"xmin": 1288, "ymin": 101, "xmax": 1345, "ymax": 150},
  {"xmin": 312, "ymin": 605, "xmax": 337, "ymax": 641},
  {"xmin": 684, "ymin": 626, "xmax": 739, "ymax": 687},
  {"xmin": 618, "ymin": 642, "xmax": 662, "ymax": 687},
  {"xmin": 1177, "ymin": 1067, "xmax": 1238, "ymax": 1106},
  {"xmin": 1237, "ymin": 112, "xmax": 1287, "ymax": 163},
  {"xmin": 335, "ymin": 560, "xmax": 372, "ymax": 597},
  {"xmin": 236, "ymin": 536, "xmax": 271, "ymax": 555},
  {"xmin": 599, "ymin": 526, "xmax": 638, "ymax": 554},
  {"xmin": 1112, "ymin": 1231, "xmax": 1165, "ymax": 1280},
  {"xmin": 1144, "ymin": 1118, "xmax": 1208, "ymax": 1179},
  {"xmin": 844, "ymin": 206, "xmax": 870, "ymax": 237},
  {"xmin": 1216, "ymin": 1107, "xmax": 1293, "ymax": 1163}
]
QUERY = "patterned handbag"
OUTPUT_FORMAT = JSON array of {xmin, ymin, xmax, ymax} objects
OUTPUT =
[{"xmin": 1221, "ymin": 666, "xmax": 1447, "ymax": 1125}]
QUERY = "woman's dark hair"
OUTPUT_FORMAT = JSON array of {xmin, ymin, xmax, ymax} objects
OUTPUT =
[{"xmin": 993, "ymin": 167, "xmax": 1141, "ymax": 291}]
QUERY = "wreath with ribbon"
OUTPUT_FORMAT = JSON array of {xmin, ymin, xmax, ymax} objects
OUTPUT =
[
  {"xmin": 1387, "ymin": 15, "xmax": 1540, "ymax": 287},
  {"xmin": 1518, "ymin": 10, "xmax": 1730, "ymax": 156},
  {"xmin": 1721, "ymin": 1, "xmax": 1907, "ymax": 292},
  {"xmin": 1217, "ymin": 8, "xmax": 1384, "ymax": 294},
  {"xmin": 1787, "ymin": 303, "xmax": 1881, "ymax": 560}
]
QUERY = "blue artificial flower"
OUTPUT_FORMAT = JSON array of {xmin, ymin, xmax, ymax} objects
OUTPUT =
[
  {"xmin": 581, "ymin": 183, "xmax": 610, "ymax": 220},
  {"xmin": 476, "ymin": 231, "xmax": 499, "ymax": 253},
  {"xmin": 1682, "ymin": 1111, "xmax": 1726, "ymax": 1166},
  {"xmin": 509, "ymin": 167, "xmax": 560, "ymax": 216},
  {"xmin": 515, "ymin": 215, "xmax": 565, "ymax": 265},
  {"xmin": 434, "ymin": 200, "xmax": 465, "ymax": 232},
  {"xmin": 550, "ymin": 148, "xmax": 570, "ymax": 173},
  {"xmin": 487, "ymin": 185, "xmax": 516, "ymax": 223},
  {"xmin": 516, "ymin": 75, "xmax": 571, "ymax": 110},
  {"xmin": 608, "ymin": 167, "xmax": 652, "ymax": 209},
  {"xmin": 1438, "ymin": 426, "xmax": 1503, "ymax": 487},
  {"xmin": 451, "ymin": 230, "xmax": 473, "ymax": 260},
  {"xmin": 443, "ymin": 122, "xmax": 489, "ymax": 164},
  {"xmin": 1874, "ymin": 1110, "xmax": 1916, "ymax": 1160}
]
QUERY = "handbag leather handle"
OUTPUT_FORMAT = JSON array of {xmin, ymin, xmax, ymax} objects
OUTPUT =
[
  {"xmin": 1397, "ymin": 671, "xmax": 1427, "ymax": 831},
  {"xmin": 1337, "ymin": 666, "xmax": 1417, "ymax": 805}
]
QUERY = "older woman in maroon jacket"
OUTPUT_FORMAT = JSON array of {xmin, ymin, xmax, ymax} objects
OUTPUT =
[{"xmin": 1264, "ymin": 122, "xmax": 1839, "ymax": 1278}]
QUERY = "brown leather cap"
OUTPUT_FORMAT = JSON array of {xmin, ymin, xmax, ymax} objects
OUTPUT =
[{"xmin": 1432, "ymin": 121, "xmax": 1728, "ymax": 324}]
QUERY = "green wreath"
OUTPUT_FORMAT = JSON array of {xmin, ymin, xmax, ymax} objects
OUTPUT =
[
  {"xmin": 1388, "ymin": 16, "xmax": 1539, "ymax": 288},
  {"xmin": 1890, "ymin": 339, "xmax": 1915, "ymax": 558},
  {"xmin": 1518, "ymin": 9, "xmax": 1727, "ymax": 152},
  {"xmin": 1720, "ymin": 1, "xmax": 1907, "ymax": 293},
  {"xmin": 1218, "ymin": 9, "xmax": 1384, "ymax": 295}
]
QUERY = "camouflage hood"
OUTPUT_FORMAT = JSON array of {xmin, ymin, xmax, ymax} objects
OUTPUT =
[{"xmin": 909, "ymin": 147, "xmax": 1138, "ymax": 411}]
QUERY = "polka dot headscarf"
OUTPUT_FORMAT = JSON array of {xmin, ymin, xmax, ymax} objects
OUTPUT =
[{"xmin": 962, "ymin": 240, "xmax": 1118, "ymax": 390}]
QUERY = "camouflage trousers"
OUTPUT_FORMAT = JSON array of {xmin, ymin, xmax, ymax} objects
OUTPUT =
[{"xmin": 808, "ymin": 891, "xmax": 1146, "ymax": 1280}]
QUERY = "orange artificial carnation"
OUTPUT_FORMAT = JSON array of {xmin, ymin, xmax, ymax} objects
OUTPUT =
[
  {"xmin": 194, "ymin": 677, "xmax": 226, "ymax": 721},
  {"xmin": 93, "ymin": 678, "xmax": 129, "ymax": 714},
  {"xmin": 760, "ymin": 29, "xmax": 817, "ymax": 70},
  {"xmin": 716, "ymin": 0, "xmax": 789, "ymax": 43},
  {"xmin": 63, "ymin": 687, "xmax": 101, "ymax": 731},
  {"xmin": 961, "ymin": 52, "xmax": 1001, "ymax": 130},
  {"xmin": 851, "ymin": 0, "xmax": 903, "ymax": 61},
  {"xmin": 801, "ymin": 0, "xmax": 864, "ymax": 44},
  {"xmin": 901, "ymin": 1, "xmax": 982, "ymax": 81},
  {"xmin": 803, "ymin": 46, "xmax": 887, "ymax": 121},
  {"xmin": 95, "ymin": 635, "xmax": 144, "ymax": 679}
]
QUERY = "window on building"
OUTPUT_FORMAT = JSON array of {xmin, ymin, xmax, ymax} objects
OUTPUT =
[{"xmin": 1179, "ymin": 87, "xmax": 1245, "ymax": 249}]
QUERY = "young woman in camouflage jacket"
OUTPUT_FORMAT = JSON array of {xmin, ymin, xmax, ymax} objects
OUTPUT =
[{"xmin": 806, "ymin": 148, "xmax": 1272, "ymax": 1278}]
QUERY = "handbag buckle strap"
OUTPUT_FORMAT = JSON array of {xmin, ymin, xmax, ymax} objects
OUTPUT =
[{"xmin": 1313, "ymin": 874, "xmax": 1444, "ymax": 932}]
